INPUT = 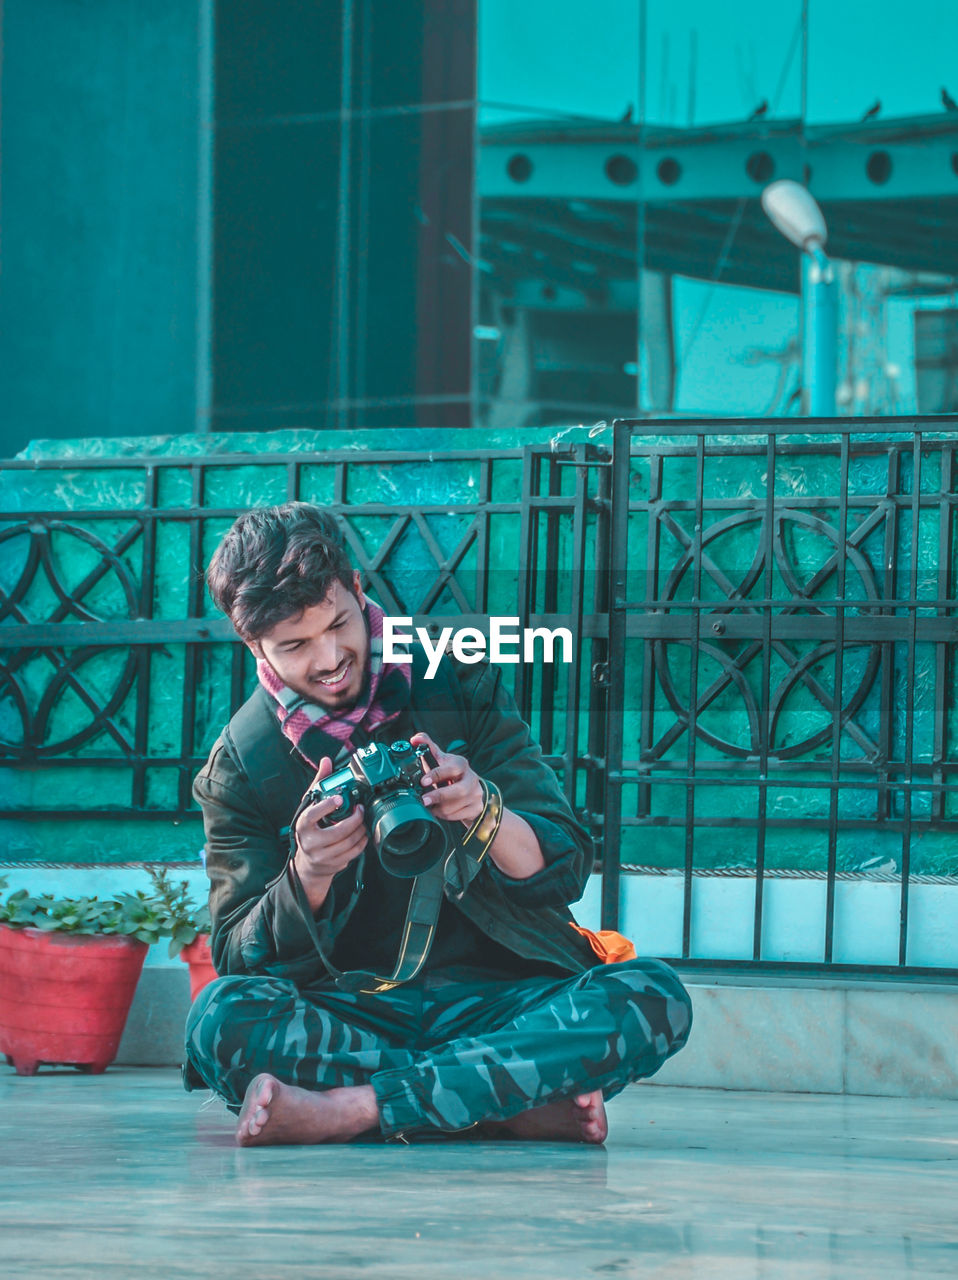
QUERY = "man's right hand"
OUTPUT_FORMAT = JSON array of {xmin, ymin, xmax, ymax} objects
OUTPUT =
[{"xmin": 292, "ymin": 758, "xmax": 368, "ymax": 909}]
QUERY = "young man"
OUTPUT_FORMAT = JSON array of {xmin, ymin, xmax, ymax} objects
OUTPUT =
[{"xmin": 185, "ymin": 502, "xmax": 691, "ymax": 1145}]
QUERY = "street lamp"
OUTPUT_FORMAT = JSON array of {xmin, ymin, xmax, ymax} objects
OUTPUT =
[{"xmin": 761, "ymin": 180, "xmax": 838, "ymax": 417}]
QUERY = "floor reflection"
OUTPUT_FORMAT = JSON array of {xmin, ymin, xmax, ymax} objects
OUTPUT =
[{"xmin": 2, "ymin": 1071, "xmax": 956, "ymax": 1278}]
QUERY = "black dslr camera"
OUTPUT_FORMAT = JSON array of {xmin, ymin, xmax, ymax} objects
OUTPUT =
[{"xmin": 309, "ymin": 739, "xmax": 448, "ymax": 878}]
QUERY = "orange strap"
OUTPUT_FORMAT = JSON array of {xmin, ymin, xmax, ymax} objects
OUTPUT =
[{"xmin": 570, "ymin": 924, "xmax": 637, "ymax": 964}]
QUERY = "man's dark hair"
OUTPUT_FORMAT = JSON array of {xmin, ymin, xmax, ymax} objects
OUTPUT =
[{"xmin": 206, "ymin": 502, "xmax": 357, "ymax": 641}]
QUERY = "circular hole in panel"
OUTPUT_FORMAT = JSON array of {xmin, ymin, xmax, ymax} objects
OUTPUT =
[
  {"xmin": 745, "ymin": 151, "xmax": 776, "ymax": 183},
  {"xmin": 656, "ymin": 157, "xmax": 682, "ymax": 186},
  {"xmin": 866, "ymin": 150, "xmax": 893, "ymax": 185},
  {"xmin": 507, "ymin": 154, "xmax": 533, "ymax": 183},
  {"xmin": 604, "ymin": 153, "xmax": 638, "ymax": 185}
]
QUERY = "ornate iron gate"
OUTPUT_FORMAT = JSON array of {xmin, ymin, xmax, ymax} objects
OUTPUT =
[
  {"xmin": 0, "ymin": 443, "xmax": 608, "ymax": 865},
  {"xmin": 600, "ymin": 419, "xmax": 958, "ymax": 975}
]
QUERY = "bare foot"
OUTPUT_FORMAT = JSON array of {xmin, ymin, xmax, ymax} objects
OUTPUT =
[
  {"xmin": 486, "ymin": 1090, "xmax": 608, "ymax": 1144},
  {"xmin": 235, "ymin": 1074, "xmax": 380, "ymax": 1147}
]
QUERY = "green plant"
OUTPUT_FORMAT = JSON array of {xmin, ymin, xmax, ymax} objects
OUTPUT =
[
  {"xmin": 146, "ymin": 867, "xmax": 212, "ymax": 958},
  {"xmin": 0, "ymin": 871, "xmax": 211, "ymax": 954},
  {"xmin": 0, "ymin": 886, "xmax": 172, "ymax": 946}
]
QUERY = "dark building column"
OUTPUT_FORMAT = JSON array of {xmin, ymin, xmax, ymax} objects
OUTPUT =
[
  {"xmin": 211, "ymin": 0, "xmax": 477, "ymax": 434},
  {"xmin": 0, "ymin": 0, "xmax": 206, "ymax": 456},
  {"xmin": 413, "ymin": 1, "xmax": 476, "ymax": 427}
]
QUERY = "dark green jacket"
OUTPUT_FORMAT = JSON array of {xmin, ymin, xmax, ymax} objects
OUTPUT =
[{"xmin": 193, "ymin": 650, "xmax": 597, "ymax": 984}]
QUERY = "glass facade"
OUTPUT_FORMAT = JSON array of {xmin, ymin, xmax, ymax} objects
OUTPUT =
[
  {"xmin": 477, "ymin": 0, "xmax": 958, "ymax": 429},
  {"xmin": 3, "ymin": 1, "xmax": 957, "ymax": 452},
  {"xmin": 211, "ymin": 1, "xmax": 476, "ymax": 435}
]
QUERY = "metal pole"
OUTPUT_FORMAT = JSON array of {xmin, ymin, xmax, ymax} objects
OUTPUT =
[
  {"xmin": 600, "ymin": 421, "xmax": 631, "ymax": 931},
  {"xmin": 802, "ymin": 249, "xmax": 838, "ymax": 416}
]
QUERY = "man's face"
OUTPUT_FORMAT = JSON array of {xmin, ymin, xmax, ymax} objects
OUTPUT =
[{"xmin": 250, "ymin": 574, "xmax": 369, "ymax": 710}]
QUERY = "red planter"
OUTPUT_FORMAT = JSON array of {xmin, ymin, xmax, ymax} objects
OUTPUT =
[
  {"xmin": 0, "ymin": 924, "xmax": 147, "ymax": 1076},
  {"xmin": 179, "ymin": 934, "xmax": 217, "ymax": 1002}
]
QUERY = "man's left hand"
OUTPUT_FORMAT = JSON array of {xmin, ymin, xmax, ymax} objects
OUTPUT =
[
  {"xmin": 410, "ymin": 731, "xmax": 483, "ymax": 825},
  {"xmin": 410, "ymin": 731, "xmax": 547, "ymax": 879}
]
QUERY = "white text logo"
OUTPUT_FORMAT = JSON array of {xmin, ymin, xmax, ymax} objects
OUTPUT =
[{"xmin": 383, "ymin": 616, "xmax": 573, "ymax": 679}]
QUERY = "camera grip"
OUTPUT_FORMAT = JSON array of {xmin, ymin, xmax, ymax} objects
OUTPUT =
[
  {"xmin": 335, "ymin": 789, "xmax": 356, "ymax": 821},
  {"xmin": 306, "ymin": 785, "xmax": 355, "ymax": 826},
  {"xmin": 417, "ymin": 738, "xmax": 465, "ymax": 778}
]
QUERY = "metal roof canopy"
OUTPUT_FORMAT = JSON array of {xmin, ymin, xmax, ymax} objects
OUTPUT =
[{"xmin": 479, "ymin": 114, "xmax": 958, "ymax": 293}]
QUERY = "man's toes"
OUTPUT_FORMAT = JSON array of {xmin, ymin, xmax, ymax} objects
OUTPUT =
[
  {"xmin": 251, "ymin": 1076, "xmax": 275, "ymax": 1112},
  {"xmin": 238, "ymin": 1074, "xmax": 277, "ymax": 1140},
  {"xmin": 571, "ymin": 1091, "xmax": 607, "ymax": 1143}
]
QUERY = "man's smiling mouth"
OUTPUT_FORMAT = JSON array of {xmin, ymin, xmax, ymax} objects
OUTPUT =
[{"xmin": 315, "ymin": 661, "xmax": 351, "ymax": 689}]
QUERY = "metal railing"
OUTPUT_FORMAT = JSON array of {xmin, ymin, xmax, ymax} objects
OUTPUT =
[
  {"xmin": 600, "ymin": 418, "xmax": 958, "ymax": 976},
  {"xmin": 0, "ymin": 442, "xmax": 608, "ymax": 824},
  {"xmin": 2, "ymin": 418, "xmax": 957, "ymax": 975}
]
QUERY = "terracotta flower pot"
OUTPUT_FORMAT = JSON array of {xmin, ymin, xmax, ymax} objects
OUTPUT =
[
  {"xmin": 179, "ymin": 933, "xmax": 217, "ymax": 1002},
  {"xmin": 0, "ymin": 923, "xmax": 148, "ymax": 1076}
]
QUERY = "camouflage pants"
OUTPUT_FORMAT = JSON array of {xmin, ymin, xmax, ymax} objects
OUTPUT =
[{"xmin": 184, "ymin": 959, "xmax": 692, "ymax": 1137}]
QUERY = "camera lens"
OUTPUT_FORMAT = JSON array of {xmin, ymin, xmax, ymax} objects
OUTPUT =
[
  {"xmin": 372, "ymin": 789, "xmax": 448, "ymax": 878},
  {"xmin": 384, "ymin": 820, "xmax": 432, "ymax": 854}
]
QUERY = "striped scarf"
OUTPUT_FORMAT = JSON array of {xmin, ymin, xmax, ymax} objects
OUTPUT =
[{"xmin": 257, "ymin": 599, "xmax": 412, "ymax": 767}]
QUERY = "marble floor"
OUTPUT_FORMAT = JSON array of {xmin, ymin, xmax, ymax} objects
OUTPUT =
[{"xmin": 2, "ymin": 1069, "xmax": 957, "ymax": 1279}]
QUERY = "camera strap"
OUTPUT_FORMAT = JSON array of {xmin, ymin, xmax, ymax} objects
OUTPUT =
[
  {"xmin": 286, "ymin": 777, "xmax": 504, "ymax": 995},
  {"xmin": 441, "ymin": 776, "xmax": 503, "ymax": 900}
]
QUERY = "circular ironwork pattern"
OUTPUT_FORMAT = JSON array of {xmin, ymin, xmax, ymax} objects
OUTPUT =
[
  {"xmin": 652, "ymin": 509, "xmax": 882, "ymax": 762},
  {"xmin": 0, "ymin": 522, "xmax": 140, "ymax": 758}
]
